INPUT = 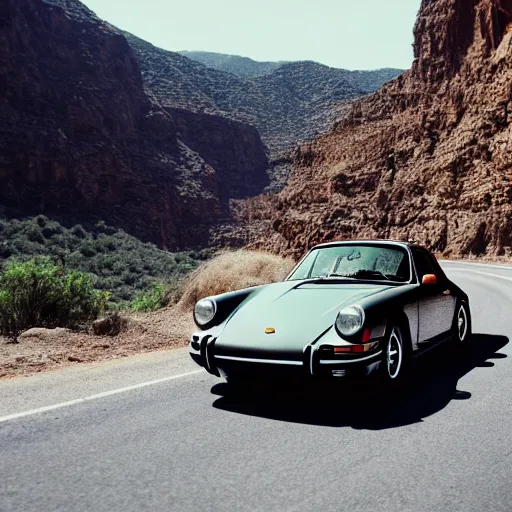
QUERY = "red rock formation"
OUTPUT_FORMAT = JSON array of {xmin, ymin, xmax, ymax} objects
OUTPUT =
[
  {"xmin": 0, "ymin": 0, "xmax": 269, "ymax": 249},
  {"xmin": 251, "ymin": 0, "xmax": 512, "ymax": 258}
]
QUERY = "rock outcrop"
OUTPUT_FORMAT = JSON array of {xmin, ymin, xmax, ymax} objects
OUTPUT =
[
  {"xmin": 249, "ymin": 0, "xmax": 512, "ymax": 258},
  {"xmin": 0, "ymin": 0, "xmax": 269, "ymax": 249},
  {"xmin": 170, "ymin": 109, "xmax": 269, "ymax": 203}
]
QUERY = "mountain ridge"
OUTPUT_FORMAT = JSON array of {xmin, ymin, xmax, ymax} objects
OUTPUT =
[
  {"xmin": 178, "ymin": 51, "xmax": 403, "ymax": 90},
  {"xmin": 128, "ymin": 36, "xmax": 402, "ymax": 158},
  {"xmin": 178, "ymin": 51, "xmax": 285, "ymax": 77}
]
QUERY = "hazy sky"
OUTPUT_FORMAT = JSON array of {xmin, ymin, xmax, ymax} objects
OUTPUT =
[{"xmin": 81, "ymin": 0, "xmax": 422, "ymax": 70}]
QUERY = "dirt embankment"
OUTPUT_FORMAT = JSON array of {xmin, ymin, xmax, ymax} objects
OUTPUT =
[{"xmin": 0, "ymin": 307, "xmax": 194, "ymax": 379}]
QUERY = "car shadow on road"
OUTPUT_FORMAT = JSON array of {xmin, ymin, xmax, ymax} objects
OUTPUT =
[{"xmin": 211, "ymin": 334, "xmax": 508, "ymax": 430}]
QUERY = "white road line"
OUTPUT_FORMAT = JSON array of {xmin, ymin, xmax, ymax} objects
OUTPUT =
[
  {"xmin": 0, "ymin": 369, "xmax": 203, "ymax": 424},
  {"xmin": 446, "ymin": 268, "xmax": 512, "ymax": 283}
]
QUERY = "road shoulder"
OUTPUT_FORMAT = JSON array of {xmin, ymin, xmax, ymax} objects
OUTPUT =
[{"xmin": 0, "ymin": 347, "xmax": 199, "ymax": 419}]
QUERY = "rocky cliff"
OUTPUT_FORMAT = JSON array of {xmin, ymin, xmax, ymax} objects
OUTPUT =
[
  {"xmin": 0, "ymin": 0, "xmax": 269, "ymax": 249},
  {"xmin": 169, "ymin": 109, "xmax": 269, "ymax": 203},
  {"xmin": 249, "ymin": 0, "xmax": 512, "ymax": 258}
]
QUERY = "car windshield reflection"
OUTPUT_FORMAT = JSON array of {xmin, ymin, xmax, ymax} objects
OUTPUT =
[{"xmin": 287, "ymin": 244, "xmax": 411, "ymax": 283}]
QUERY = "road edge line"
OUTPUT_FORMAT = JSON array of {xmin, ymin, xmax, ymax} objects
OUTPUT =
[{"xmin": 0, "ymin": 369, "xmax": 203, "ymax": 424}]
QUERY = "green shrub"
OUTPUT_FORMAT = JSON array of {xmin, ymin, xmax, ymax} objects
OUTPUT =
[
  {"xmin": 80, "ymin": 244, "xmax": 96, "ymax": 257},
  {"xmin": 0, "ymin": 244, "xmax": 11, "ymax": 258},
  {"xmin": 163, "ymin": 278, "xmax": 186, "ymax": 307},
  {"xmin": 42, "ymin": 225, "xmax": 61, "ymax": 238},
  {"xmin": 0, "ymin": 216, "xmax": 208, "ymax": 304},
  {"xmin": 71, "ymin": 225, "xmax": 87, "ymax": 239},
  {"xmin": 35, "ymin": 215, "xmax": 47, "ymax": 228},
  {"xmin": 130, "ymin": 283, "xmax": 166, "ymax": 312},
  {"xmin": 0, "ymin": 258, "xmax": 108, "ymax": 339},
  {"xmin": 25, "ymin": 225, "xmax": 45, "ymax": 244}
]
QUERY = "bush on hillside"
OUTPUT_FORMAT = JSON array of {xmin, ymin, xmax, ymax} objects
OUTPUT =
[
  {"xmin": 0, "ymin": 258, "xmax": 108, "ymax": 339},
  {"xmin": 130, "ymin": 283, "xmax": 166, "ymax": 312},
  {"xmin": 0, "ymin": 216, "xmax": 211, "ymax": 304},
  {"xmin": 179, "ymin": 250, "xmax": 295, "ymax": 310}
]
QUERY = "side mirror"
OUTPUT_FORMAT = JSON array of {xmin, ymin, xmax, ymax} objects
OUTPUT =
[{"xmin": 422, "ymin": 274, "xmax": 437, "ymax": 285}]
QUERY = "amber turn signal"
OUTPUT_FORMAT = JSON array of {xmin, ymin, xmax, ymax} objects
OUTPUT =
[{"xmin": 422, "ymin": 274, "xmax": 437, "ymax": 285}]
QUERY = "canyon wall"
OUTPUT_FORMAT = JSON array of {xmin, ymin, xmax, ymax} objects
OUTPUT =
[
  {"xmin": 253, "ymin": 0, "xmax": 512, "ymax": 258},
  {"xmin": 0, "ymin": 0, "xmax": 270, "ymax": 249}
]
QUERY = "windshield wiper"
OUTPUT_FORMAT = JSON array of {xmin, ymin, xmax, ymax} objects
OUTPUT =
[
  {"xmin": 329, "ymin": 270, "xmax": 391, "ymax": 281},
  {"xmin": 300, "ymin": 276, "xmax": 358, "ymax": 284}
]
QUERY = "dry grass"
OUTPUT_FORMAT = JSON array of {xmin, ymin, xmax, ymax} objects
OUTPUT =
[{"xmin": 178, "ymin": 250, "xmax": 296, "ymax": 310}]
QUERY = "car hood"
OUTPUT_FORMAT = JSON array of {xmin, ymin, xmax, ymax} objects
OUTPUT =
[{"xmin": 214, "ymin": 280, "xmax": 392, "ymax": 360}]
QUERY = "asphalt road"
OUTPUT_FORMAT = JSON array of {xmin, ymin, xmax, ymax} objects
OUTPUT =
[{"xmin": 1, "ymin": 261, "xmax": 512, "ymax": 512}]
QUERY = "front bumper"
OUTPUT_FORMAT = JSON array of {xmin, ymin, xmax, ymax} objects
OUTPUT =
[
  {"xmin": 313, "ymin": 352, "xmax": 382, "ymax": 379},
  {"xmin": 189, "ymin": 332, "xmax": 382, "ymax": 380}
]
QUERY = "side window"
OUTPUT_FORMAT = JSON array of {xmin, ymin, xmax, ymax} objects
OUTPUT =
[
  {"xmin": 412, "ymin": 250, "xmax": 436, "ymax": 280},
  {"xmin": 425, "ymin": 251, "xmax": 449, "ymax": 283},
  {"xmin": 426, "ymin": 251, "xmax": 446, "ymax": 275}
]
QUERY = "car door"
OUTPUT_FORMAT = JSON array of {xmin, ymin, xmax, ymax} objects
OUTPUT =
[{"xmin": 411, "ymin": 248, "xmax": 456, "ymax": 344}]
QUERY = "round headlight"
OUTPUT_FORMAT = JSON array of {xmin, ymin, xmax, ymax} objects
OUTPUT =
[
  {"xmin": 194, "ymin": 299, "xmax": 217, "ymax": 327},
  {"xmin": 335, "ymin": 306, "xmax": 365, "ymax": 336}
]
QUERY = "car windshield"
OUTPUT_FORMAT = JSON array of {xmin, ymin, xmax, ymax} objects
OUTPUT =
[{"xmin": 287, "ymin": 244, "xmax": 411, "ymax": 283}]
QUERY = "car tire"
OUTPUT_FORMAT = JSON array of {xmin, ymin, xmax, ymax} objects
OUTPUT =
[
  {"xmin": 378, "ymin": 324, "xmax": 410, "ymax": 386},
  {"xmin": 452, "ymin": 300, "xmax": 472, "ymax": 346}
]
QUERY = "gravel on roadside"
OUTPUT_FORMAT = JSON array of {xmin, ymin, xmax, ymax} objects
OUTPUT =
[{"xmin": 0, "ymin": 306, "xmax": 194, "ymax": 379}]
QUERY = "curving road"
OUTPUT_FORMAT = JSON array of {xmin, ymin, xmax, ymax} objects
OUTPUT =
[{"xmin": 1, "ymin": 261, "xmax": 512, "ymax": 512}]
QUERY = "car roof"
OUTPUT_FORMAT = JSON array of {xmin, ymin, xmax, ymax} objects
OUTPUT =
[{"xmin": 311, "ymin": 239, "xmax": 414, "ymax": 250}]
